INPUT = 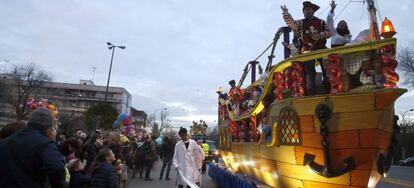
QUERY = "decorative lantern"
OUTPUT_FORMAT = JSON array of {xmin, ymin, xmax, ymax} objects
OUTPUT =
[{"xmin": 380, "ymin": 17, "xmax": 396, "ymax": 39}]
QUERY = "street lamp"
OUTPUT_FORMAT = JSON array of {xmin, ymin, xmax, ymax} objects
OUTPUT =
[
  {"xmin": 104, "ymin": 42, "xmax": 126, "ymax": 102},
  {"xmin": 402, "ymin": 109, "xmax": 414, "ymax": 126}
]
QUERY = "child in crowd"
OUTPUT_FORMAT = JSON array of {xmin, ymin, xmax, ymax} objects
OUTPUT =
[
  {"xmin": 115, "ymin": 159, "xmax": 128, "ymax": 188},
  {"xmin": 67, "ymin": 159, "xmax": 91, "ymax": 188}
]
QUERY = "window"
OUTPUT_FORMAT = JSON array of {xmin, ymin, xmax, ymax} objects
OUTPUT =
[{"xmin": 277, "ymin": 107, "xmax": 301, "ymax": 145}]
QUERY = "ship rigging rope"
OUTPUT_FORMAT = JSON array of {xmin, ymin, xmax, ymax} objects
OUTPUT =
[
  {"xmin": 335, "ymin": 0, "xmax": 352, "ymax": 20},
  {"xmin": 253, "ymin": 41, "xmax": 274, "ymax": 62},
  {"xmin": 335, "ymin": 0, "xmax": 365, "ymax": 20},
  {"xmin": 375, "ymin": 0, "xmax": 383, "ymax": 22}
]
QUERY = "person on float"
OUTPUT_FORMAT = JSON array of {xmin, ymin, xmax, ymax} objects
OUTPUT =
[
  {"xmin": 228, "ymin": 80, "xmax": 243, "ymax": 115},
  {"xmin": 281, "ymin": 1, "xmax": 332, "ymax": 95},
  {"xmin": 327, "ymin": 0, "xmax": 352, "ymax": 48},
  {"xmin": 173, "ymin": 127, "xmax": 201, "ymax": 188}
]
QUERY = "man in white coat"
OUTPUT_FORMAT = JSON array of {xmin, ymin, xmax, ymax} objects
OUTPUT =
[{"xmin": 173, "ymin": 127, "xmax": 202, "ymax": 188}]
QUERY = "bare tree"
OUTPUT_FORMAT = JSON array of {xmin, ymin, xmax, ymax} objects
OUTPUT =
[
  {"xmin": 1, "ymin": 63, "xmax": 52, "ymax": 120},
  {"xmin": 398, "ymin": 46, "xmax": 414, "ymax": 88},
  {"xmin": 146, "ymin": 110, "xmax": 171, "ymax": 137}
]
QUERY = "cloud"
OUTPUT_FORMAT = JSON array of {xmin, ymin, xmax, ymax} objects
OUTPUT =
[{"xmin": 0, "ymin": 0, "xmax": 413, "ymax": 128}]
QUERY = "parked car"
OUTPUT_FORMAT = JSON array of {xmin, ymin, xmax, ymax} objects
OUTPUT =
[{"xmin": 399, "ymin": 157, "xmax": 414, "ymax": 166}]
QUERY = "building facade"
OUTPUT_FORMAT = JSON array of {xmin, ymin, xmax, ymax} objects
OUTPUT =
[
  {"xmin": 0, "ymin": 75, "xmax": 132, "ymax": 125},
  {"xmin": 131, "ymin": 107, "xmax": 147, "ymax": 127}
]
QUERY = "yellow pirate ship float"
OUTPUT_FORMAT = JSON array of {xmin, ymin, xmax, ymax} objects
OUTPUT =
[{"xmin": 216, "ymin": 1, "xmax": 406, "ymax": 188}]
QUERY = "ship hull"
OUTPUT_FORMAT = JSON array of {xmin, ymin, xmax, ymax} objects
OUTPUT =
[{"xmin": 219, "ymin": 88, "xmax": 405, "ymax": 188}]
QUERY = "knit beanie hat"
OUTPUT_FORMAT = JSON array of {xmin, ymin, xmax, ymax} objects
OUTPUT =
[{"xmin": 28, "ymin": 108, "xmax": 54, "ymax": 130}]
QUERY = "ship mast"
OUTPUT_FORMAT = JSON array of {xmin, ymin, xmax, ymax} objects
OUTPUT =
[{"xmin": 366, "ymin": 0, "xmax": 380, "ymax": 40}]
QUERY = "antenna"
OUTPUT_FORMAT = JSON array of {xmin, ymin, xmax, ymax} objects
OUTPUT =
[{"xmin": 91, "ymin": 66, "xmax": 96, "ymax": 82}]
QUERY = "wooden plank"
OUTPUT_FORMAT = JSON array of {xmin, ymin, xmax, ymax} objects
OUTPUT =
[
  {"xmin": 292, "ymin": 97, "xmax": 326, "ymax": 116},
  {"xmin": 330, "ymin": 131, "xmax": 360, "ymax": 149},
  {"xmin": 375, "ymin": 90, "xmax": 402, "ymax": 110},
  {"xmin": 253, "ymin": 157, "xmax": 278, "ymax": 172},
  {"xmin": 378, "ymin": 130, "xmax": 393, "ymax": 150},
  {"xmin": 350, "ymin": 170, "xmax": 370, "ymax": 187},
  {"xmin": 302, "ymin": 131, "xmax": 359, "ymax": 149},
  {"xmin": 314, "ymin": 110, "xmax": 389, "ymax": 132},
  {"xmin": 292, "ymin": 93, "xmax": 374, "ymax": 116},
  {"xmin": 302, "ymin": 132, "xmax": 322, "ymax": 148},
  {"xmin": 278, "ymin": 176, "xmax": 304, "ymax": 188},
  {"xmin": 377, "ymin": 108, "xmax": 394, "ymax": 132},
  {"xmin": 260, "ymin": 145, "xmax": 298, "ymax": 164},
  {"xmin": 276, "ymin": 162, "xmax": 351, "ymax": 185},
  {"xmin": 329, "ymin": 149, "xmax": 375, "ymax": 170},
  {"xmin": 360, "ymin": 129, "xmax": 392, "ymax": 150},
  {"xmin": 300, "ymin": 115, "xmax": 315, "ymax": 133},
  {"xmin": 231, "ymin": 143, "xmax": 261, "ymax": 157},
  {"xmin": 330, "ymin": 94, "xmax": 374, "ymax": 113},
  {"xmin": 304, "ymin": 181, "xmax": 358, "ymax": 188}
]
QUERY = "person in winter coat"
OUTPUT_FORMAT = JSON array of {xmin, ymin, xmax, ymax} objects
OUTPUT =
[
  {"xmin": 67, "ymin": 159, "xmax": 91, "ymax": 188},
  {"xmin": 0, "ymin": 108, "xmax": 66, "ymax": 188},
  {"xmin": 132, "ymin": 137, "xmax": 146, "ymax": 178},
  {"xmin": 159, "ymin": 136, "xmax": 175, "ymax": 180},
  {"xmin": 90, "ymin": 147, "xmax": 118, "ymax": 188},
  {"xmin": 84, "ymin": 135, "xmax": 104, "ymax": 174},
  {"xmin": 173, "ymin": 128, "xmax": 202, "ymax": 188},
  {"xmin": 143, "ymin": 135, "xmax": 157, "ymax": 181}
]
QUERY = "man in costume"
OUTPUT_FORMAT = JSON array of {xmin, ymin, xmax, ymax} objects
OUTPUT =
[
  {"xmin": 281, "ymin": 1, "xmax": 332, "ymax": 95},
  {"xmin": 228, "ymin": 80, "xmax": 243, "ymax": 115}
]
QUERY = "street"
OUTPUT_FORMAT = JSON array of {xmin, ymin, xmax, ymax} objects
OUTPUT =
[
  {"xmin": 377, "ymin": 166, "xmax": 414, "ymax": 188},
  {"xmin": 127, "ymin": 163, "xmax": 413, "ymax": 188},
  {"xmin": 127, "ymin": 161, "xmax": 218, "ymax": 188}
]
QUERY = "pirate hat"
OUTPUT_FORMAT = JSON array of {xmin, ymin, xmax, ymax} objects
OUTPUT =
[{"xmin": 303, "ymin": 1, "xmax": 320, "ymax": 11}]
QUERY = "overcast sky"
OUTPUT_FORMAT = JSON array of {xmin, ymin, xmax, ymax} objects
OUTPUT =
[{"xmin": 1, "ymin": 0, "xmax": 413, "ymax": 127}]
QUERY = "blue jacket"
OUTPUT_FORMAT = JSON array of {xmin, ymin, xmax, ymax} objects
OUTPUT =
[
  {"xmin": 0, "ymin": 125, "xmax": 66, "ymax": 188},
  {"xmin": 69, "ymin": 171, "xmax": 91, "ymax": 188},
  {"xmin": 90, "ymin": 161, "xmax": 118, "ymax": 188}
]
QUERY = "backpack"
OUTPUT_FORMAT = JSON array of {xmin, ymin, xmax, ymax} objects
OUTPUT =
[
  {"xmin": 135, "ymin": 142, "xmax": 146, "ymax": 159},
  {"xmin": 143, "ymin": 141, "xmax": 157, "ymax": 161}
]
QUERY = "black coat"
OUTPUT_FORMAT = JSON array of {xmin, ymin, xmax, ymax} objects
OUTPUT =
[
  {"xmin": 69, "ymin": 171, "xmax": 91, "ymax": 188},
  {"xmin": 161, "ymin": 141, "xmax": 175, "ymax": 159},
  {"xmin": 0, "ymin": 125, "xmax": 66, "ymax": 188},
  {"xmin": 90, "ymin": 161, "xmax": 118, "ymax": 188}
]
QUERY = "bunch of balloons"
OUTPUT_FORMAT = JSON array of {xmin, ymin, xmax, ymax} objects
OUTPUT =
[
  {"xmin": 112, "ymin": 112, "xmax": 136, "ymax": 137},
  {"xmin": 26, "ymin": 97, "xmax": 59, "ymax": 119}
]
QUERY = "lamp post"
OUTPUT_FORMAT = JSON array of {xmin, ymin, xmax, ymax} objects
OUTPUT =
[
  {"xmin": 104, "ymin": 42, "xmax": 126, "ymax": 102},
  {"xmin": 402, "ymin": 109, "xmax": 414, "ymax": 126}
]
